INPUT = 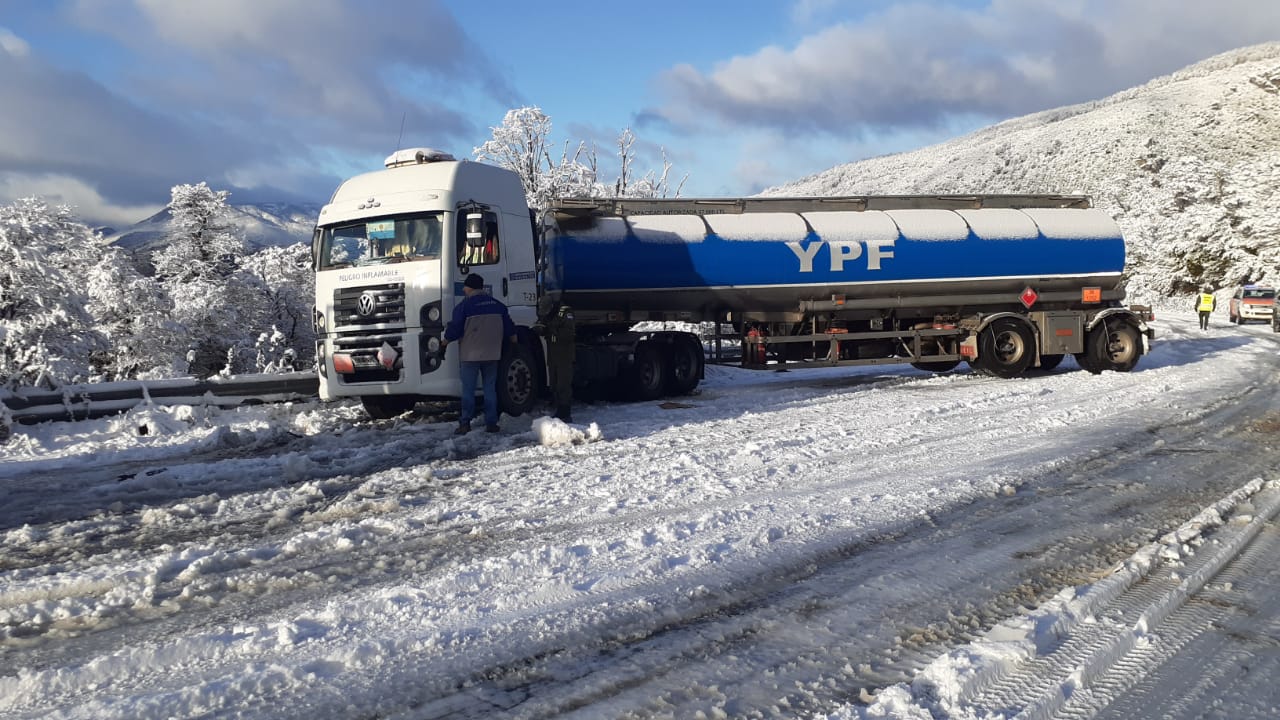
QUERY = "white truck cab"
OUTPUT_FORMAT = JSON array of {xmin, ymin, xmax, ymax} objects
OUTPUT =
[{"xmin": 311, "ymin": 149, "xmax": 540, "ymax": 419}]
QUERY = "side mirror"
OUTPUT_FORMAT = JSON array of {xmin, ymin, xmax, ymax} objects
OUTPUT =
[{"xmin": 465, "ymin": 213, "xmax": 486, "ymax": 248}]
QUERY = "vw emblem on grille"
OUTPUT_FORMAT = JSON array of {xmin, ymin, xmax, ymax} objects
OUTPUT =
[{"xmin": 357, "ymin": 291, "xmax": 378, "ymax": 318}]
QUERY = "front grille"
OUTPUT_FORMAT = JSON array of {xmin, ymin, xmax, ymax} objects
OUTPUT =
[
  {"xmin": 332, "ymin": 282, "xmax": 407, "ymax": 384},
  {"xmin": 333, "ymin": 283, "xmax": 406, "ymax": 328},
  {"xmin": 333, "ymin": 330, "xmax": 404, "ymax": 383}
]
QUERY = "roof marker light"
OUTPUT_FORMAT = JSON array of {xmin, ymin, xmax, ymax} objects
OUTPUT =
[{"xmin": 385, "ymin": 148, "xmax": 456, "ymax": 168}]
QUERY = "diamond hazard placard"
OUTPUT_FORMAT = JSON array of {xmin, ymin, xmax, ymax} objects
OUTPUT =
[{"xmin": 1020, "ymin": 286, "xmax": 1039, "ymax": 308}]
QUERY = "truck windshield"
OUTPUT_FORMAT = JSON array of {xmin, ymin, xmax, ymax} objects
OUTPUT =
[
  {"xmin": 1243, "ymin": 288, "xmax": 1275, "ymax": 299},
  {"xmin": 317, "ymin": 213, "xmax": 444, "ymax": 269}
]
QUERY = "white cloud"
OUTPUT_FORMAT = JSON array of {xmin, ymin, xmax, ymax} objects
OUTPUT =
[
  {"xmin": 0, "ymin": 1, "xmax": 518, "ymax": 224},
  {"xmin": 0, "ymin": 27, "xmax": 30, "ymax": 57},
  {"xmin": 0, "ymin": 41, "xmax": 290, "ymax": 223},
  {"xmin": 656, "ymin": 0, "xmax": 1280, "ymax": 137},
  {"xmin": 0, "ymin": 172, "xmax": 163, "ymax": 228},
  {"xmin": 66, "ymin": 0, "xmax": 513, "ymax": 136}
]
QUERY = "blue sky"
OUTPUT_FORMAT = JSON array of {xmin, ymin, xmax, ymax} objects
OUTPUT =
[{"xmin": 1, "ymin": 0, "xmax": 1277, "ymax": 227}]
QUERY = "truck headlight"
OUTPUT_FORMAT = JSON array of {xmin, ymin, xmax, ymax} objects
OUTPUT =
[{"xmin": 427, "ymin": 306, "xmax": 441, "ymax": 323}]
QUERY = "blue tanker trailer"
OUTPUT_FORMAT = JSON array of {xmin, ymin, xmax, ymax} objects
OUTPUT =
[
  {"xmin": 541, "ymin": 195, "xmax": 1151, "ymax": 394},
  {"xmin": 312, "ymin": 151, "xmax": 1152, "ymax": 419}
]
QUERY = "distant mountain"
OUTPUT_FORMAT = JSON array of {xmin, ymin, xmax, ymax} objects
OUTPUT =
[
  {"xmin": 764, "ymin": 43, "xmax": 1280, "ymax": 301},
  {"xmin": 104, "ymin": 202, "xmax": 321, "ymax": 255}
]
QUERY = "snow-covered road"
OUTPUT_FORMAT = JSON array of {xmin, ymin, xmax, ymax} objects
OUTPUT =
[{"xmin": 1, "ymin": 311, "xmax": 1278, "ymax": 719}]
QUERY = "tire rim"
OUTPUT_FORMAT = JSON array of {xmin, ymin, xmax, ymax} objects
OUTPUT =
[
  {"xmin": 505, "ymin": 359, "xmax": 533, "ymax": 405},
  {"xmin": 1108, "ymin": 329, "xmax": 1137, "ymax": 363},
  {"xmin": 994, "ymin": 329, "xmax": 1027, "ymax": 366}
]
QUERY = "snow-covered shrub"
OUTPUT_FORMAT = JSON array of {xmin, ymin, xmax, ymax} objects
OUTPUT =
[
  {"xmin": 239, "ymin": 243, "xmax": 316, "ymax": 370},
  {"xmin": 153, "ymin": 183, "xmax": 259, "ymax": 377},
  {"xmin": 86, "ymin": 246, "xmax": 184, "ymax": 380},
  {"xmin": 0, "ymin": 198, "xmax": 106, "ymax": 389}
]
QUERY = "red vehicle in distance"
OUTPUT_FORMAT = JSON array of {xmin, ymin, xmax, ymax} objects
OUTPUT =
[{"xmin": 1227, "ymin": 284, "xmax": 1276, "ymax": 325}]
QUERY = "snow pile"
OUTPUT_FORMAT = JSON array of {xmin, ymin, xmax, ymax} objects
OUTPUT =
[{"xmin": 531, "ymin": 415, "xmax": 603, "ymax": 445}]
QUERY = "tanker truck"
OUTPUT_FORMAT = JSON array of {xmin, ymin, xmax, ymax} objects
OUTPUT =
[{"xmin": 311, "ymin": 148, "xmax": 1153, "ymax": 420}]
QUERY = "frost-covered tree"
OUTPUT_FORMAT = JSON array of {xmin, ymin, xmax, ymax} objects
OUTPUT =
[
  {"xmin": 85, "ymin": 246, "xmax": 184, "ymax": 380},
  {"xmin": 474, "ymin": 107, "xmax": 556, "ymax": 208},
  {"xmin": 239, "ymin": 242, "xmax": 316, "ymax": 371},
  {"xmin": 152, "ymin": 183, "xmax": 257, "ymax": 376},
  {"xmin": 474, "ymin": 107, "xmax": 687, "ymax": 209},
  {"xmin": 0, "ymin": 198, "xmax": 107, "ymax": 389},
  {"xmin": 615, "ymin": 129, "xmax": 686, "ymax": 199},
  {"xmin": 546, "ymin": 140, "xmax": 605, "ymax": 200},
  {"xmin": 253, "ymin": 327, "xmax": 300, "ymax": 373},
  {"xmin": 152, "ymin": 182, "xmax": 246, "ymax": 282}
]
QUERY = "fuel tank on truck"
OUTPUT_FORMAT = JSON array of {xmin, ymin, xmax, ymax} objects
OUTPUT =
[{"xmin": 541, "ymin": 196, "xmax": 1127, "ymax": 315}]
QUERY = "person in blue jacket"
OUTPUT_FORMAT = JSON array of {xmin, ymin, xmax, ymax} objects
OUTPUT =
[{"xmin": 442, "ymin": 273, "xmax": 517, "ymax": 434}]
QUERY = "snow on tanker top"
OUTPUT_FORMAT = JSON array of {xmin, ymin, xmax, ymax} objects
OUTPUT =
[{"xmin": 544, "ymin": 207, "xmax": 1125, "ymax": 292}]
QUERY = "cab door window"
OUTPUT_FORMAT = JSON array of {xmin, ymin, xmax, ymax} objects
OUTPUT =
[{"xmin": 458, "ymin": 210, "xmax": 500, "ymax": 266}]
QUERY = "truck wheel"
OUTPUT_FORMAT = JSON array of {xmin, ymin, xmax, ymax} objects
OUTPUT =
[
  {"xmin": 666, "ymin": 336, "xmax": 703, "ymax": 395},
  {"xmin": 975, "ymin": 318, "xmax": 1034, "ymax": 378},
  {"xmin": 1088, "ymin": 321, "xmax": 1142, "ymax": 373},
  {"xmin": 1073, "ymin": 351, "xmax": 1101, "ymax": 375},
  {"xmin": 361, "ymin": 395, "xmax": 417, "ymax": 419},
  {"xmin": 498, "ymin": 342, "xmax": 537, "ymax": 417},
  {"xmin": 629, "ymin": 343, "xmax": 667, "ymax": 400}
]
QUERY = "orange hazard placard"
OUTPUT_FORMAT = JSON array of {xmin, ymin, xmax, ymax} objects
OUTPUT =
[{"xmin": 1082, "ymin": 287, "xmax": 1102, "ymax": 303}]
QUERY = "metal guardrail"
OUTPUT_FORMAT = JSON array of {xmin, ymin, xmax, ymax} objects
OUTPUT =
[{"xmin": 0, "ymin": 372, "xmax": 321, "ymax": 425}]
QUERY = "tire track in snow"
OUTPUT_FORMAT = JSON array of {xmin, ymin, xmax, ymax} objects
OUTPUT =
[
  {"xmin": 1062, "ymin": 500, "xmax": 1280, "ymax": 719},
  {"xmin": 403, "ymin": 401, "xmax": 1280, "ymax": 718},
  {"xmin": 902, "ymin": 483, "xmax": 1280, "ymax": 720}
]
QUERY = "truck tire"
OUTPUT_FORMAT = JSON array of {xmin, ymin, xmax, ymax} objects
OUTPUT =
[
  {"xmin": 666, "ymin": 335, "xmax": 703, "ymax": 395},
  {"xmin": 1086, "ymin": 320, "xmax": 1142, "ymax": 373},
  {"xmin": 975, "ymin": 317, "xmax": 1035, "ymax": 378},
  {"xmin": 1073, "ymin": 350, "xmax": 1100, "ymax": 375},
  {"xmin": 629, "ymin": 343, "xmax": 667, "ymax": 400},
  {"xmin": 498, "ymin": 342, "xmax": 537, "ymax": 417},
  {"xmin": 361, "ymin": 395, "xmax": 417, "ymax": 419}
]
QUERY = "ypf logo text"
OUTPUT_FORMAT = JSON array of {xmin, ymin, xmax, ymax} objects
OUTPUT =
[{"xmin": 786, "ymin": 240, "xmax": 896, "ymax": 272}]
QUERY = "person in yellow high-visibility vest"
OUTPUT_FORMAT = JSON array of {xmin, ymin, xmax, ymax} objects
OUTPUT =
[{"xmin": 1195, "ymin": 287, "xmax": 1216, "ymax": 330}]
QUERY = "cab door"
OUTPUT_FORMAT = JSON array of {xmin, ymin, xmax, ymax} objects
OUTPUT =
[{"xmin": 456, "ymin": 209, "xmax": 510, "ymax": 299}]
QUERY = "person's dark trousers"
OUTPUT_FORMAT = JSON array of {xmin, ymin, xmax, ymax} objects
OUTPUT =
[
  {"xmin": 459, "ymin": 360, "xmax": 501, "ymax": 427},
  {"xmin": 1199, "ymin": 311, "xmax": 1210, "ymax": 330}
]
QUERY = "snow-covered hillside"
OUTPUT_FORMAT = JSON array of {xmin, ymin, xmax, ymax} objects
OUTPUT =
[
  {"xmin": 764, "ymin": 43, "xmax": 1280, "ymax": 302},
  {"xmin": 104, "ymin": 202, "xmax": 321, "ymax": 255}
]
